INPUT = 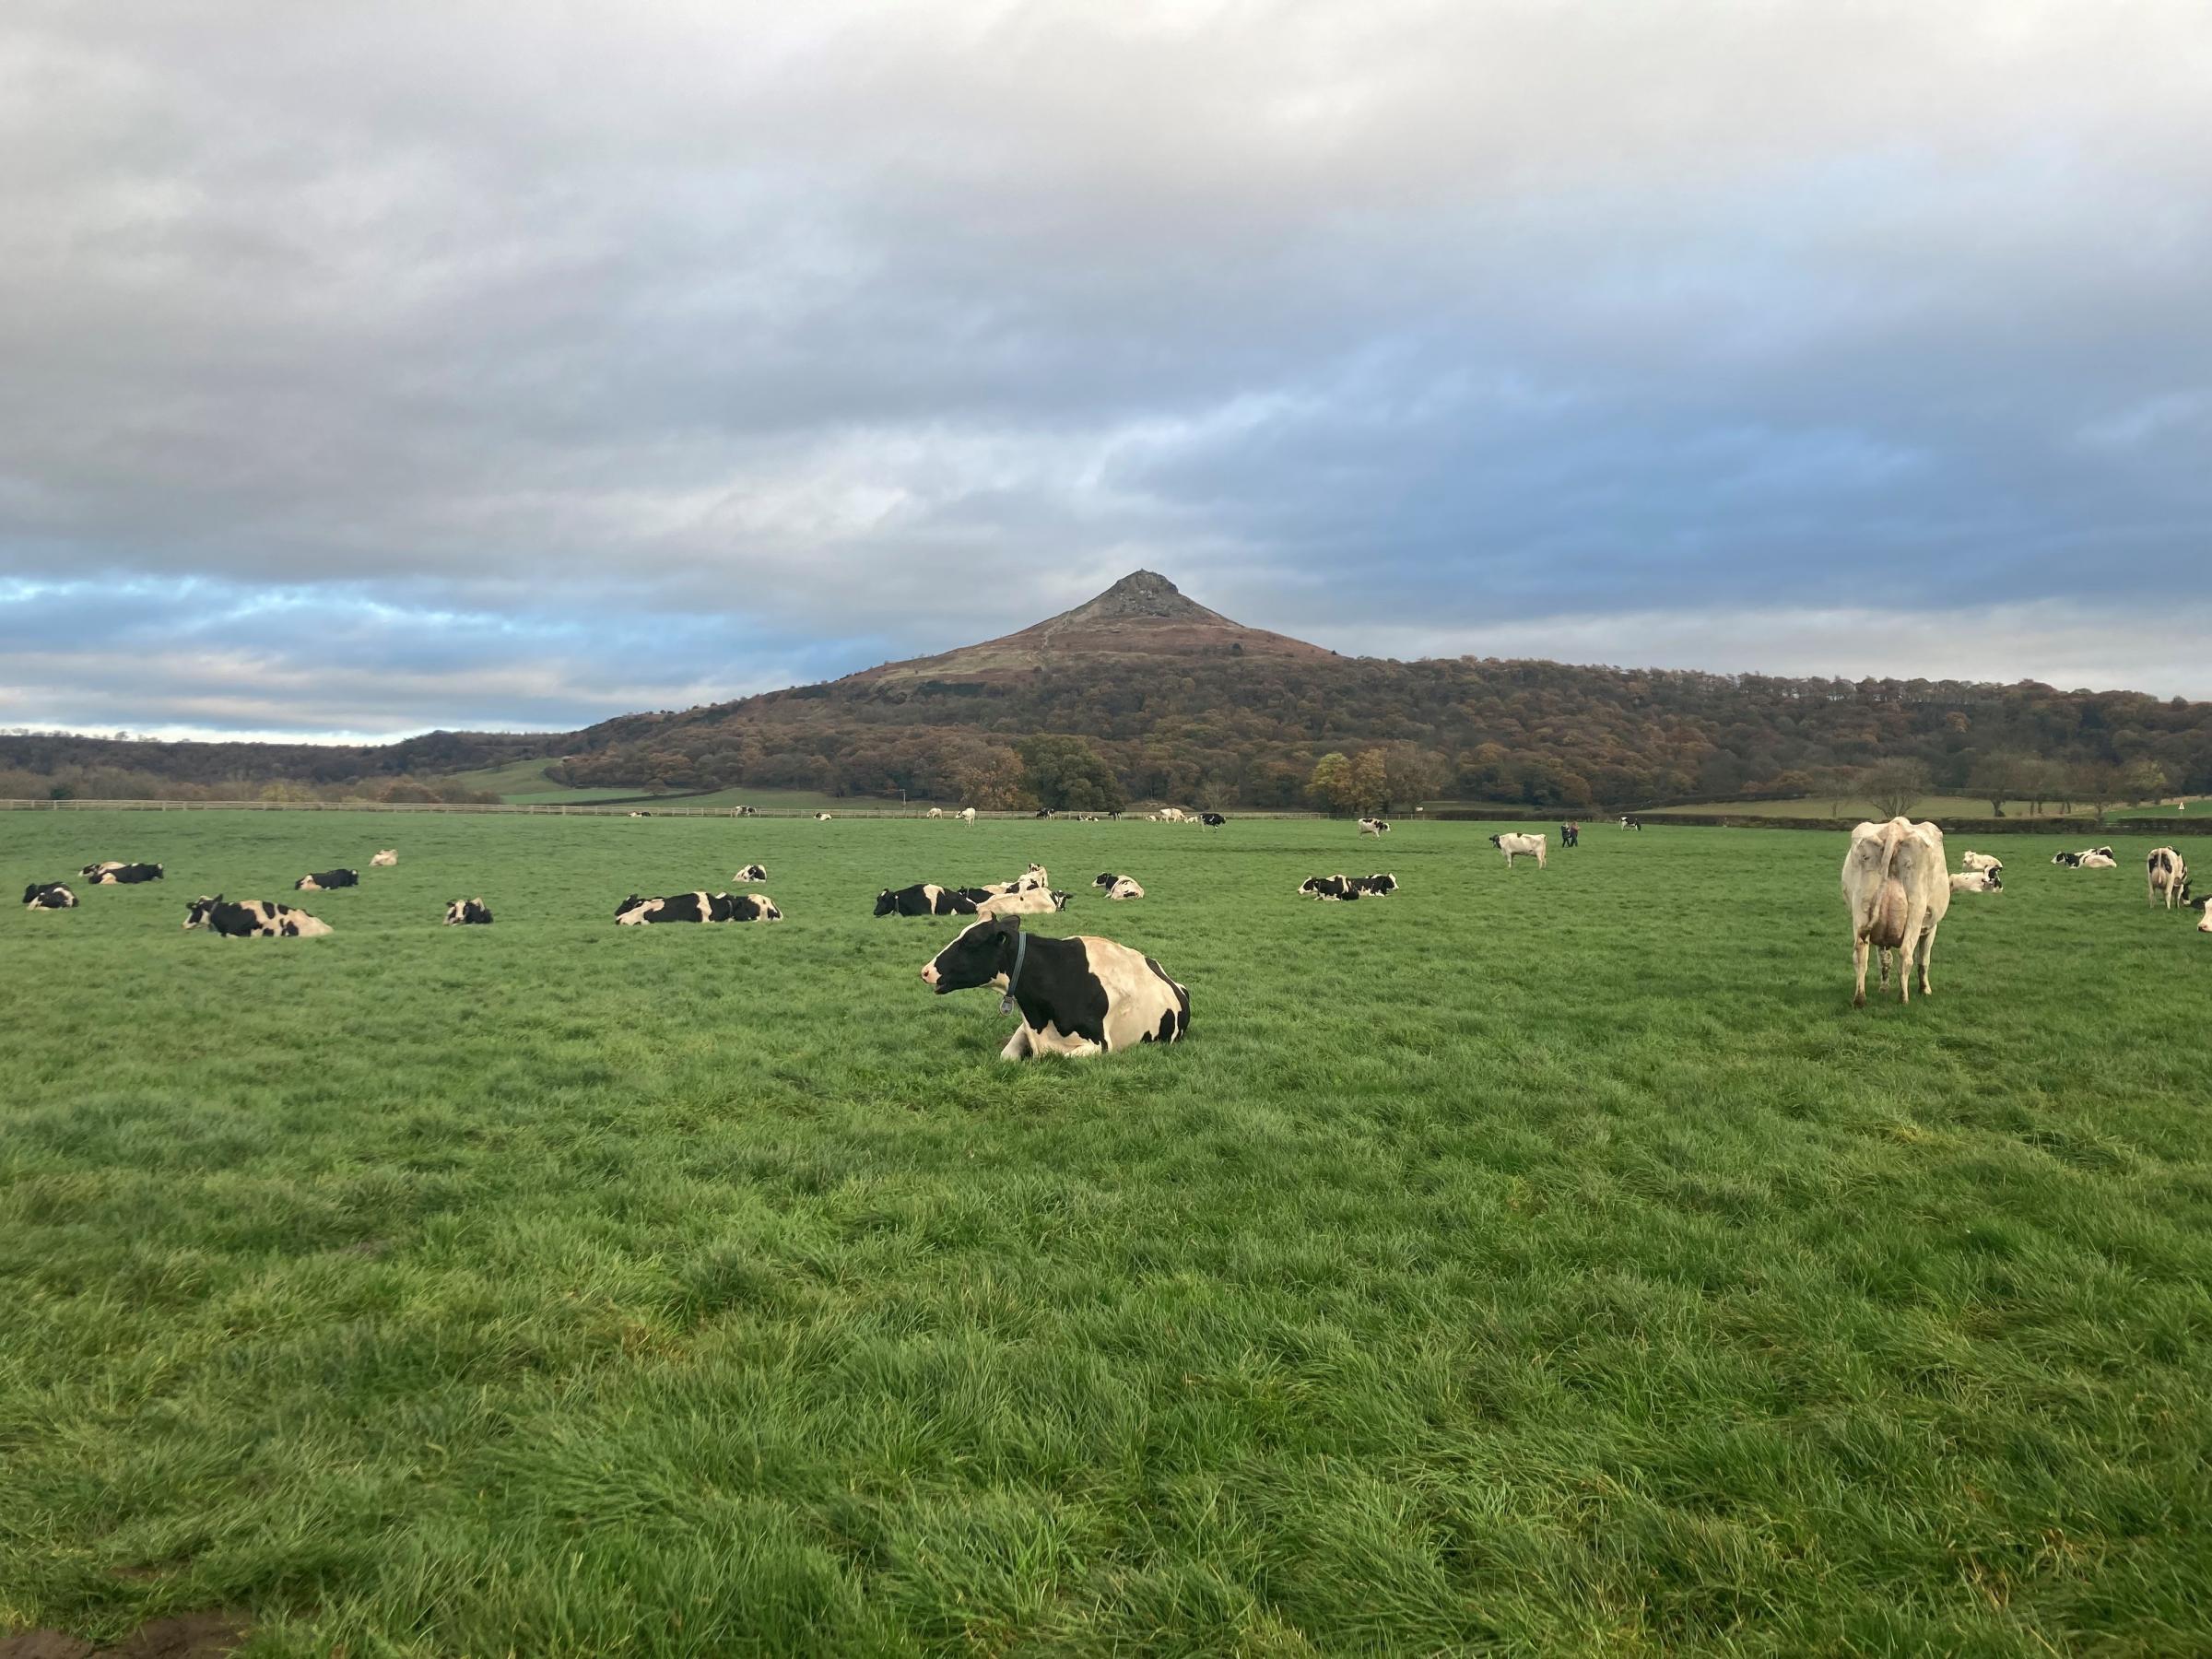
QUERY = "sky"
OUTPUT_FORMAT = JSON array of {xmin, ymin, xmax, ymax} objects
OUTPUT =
[{"xmin": 4, "ymin": 0, "xmax": 2209, "ymax": 743}]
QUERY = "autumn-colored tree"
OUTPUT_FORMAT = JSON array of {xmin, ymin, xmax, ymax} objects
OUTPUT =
[
  {"xmin": 959, "ymin": 747, "xmax": 1033, "ymax": 811},
  {"xmin": 1308, "ymin": 752, "xmax": 1357, "ymax": 815},
  {"xmin": 1350, "ymin": 749, "xmax": 1389, "ymax": 815}
]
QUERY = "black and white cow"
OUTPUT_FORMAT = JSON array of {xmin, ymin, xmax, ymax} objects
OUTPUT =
[
  {"xmin": 972, "ymin": 888, "xmax": 1072, "ymax": 918},
  {"xmin": 1358, "ymin": 818, "xmax": 1391, "ymax": 837},
  {"xmin": 919, "ymin": 916, "xmax": 1189, "ymax": 1060},
  {"xmin": 80, "ymin": 861, "xmax": 125, "ymax": 878},
  {"xmin": 733, "ymin": 863, "xmax": 769, "ymax": 882},
  {"xmin": 1199, "ymin": 812, "xmax": 1227, "ymax": 828},
  {"xmin": 294, "ymin": 869, "xmax": 359, "ymax": 891},
  {"xmin": 1092, "ymin": 872, "xmax": 1124, "ymax": 889},
  {"xmin": 2053, "ymin": 845, "xmax": 2117, "ymax": 868},
  {"xmin": 2147, "ymin": 846, "xmax": 2190, "ymax": 910},
  {"xmin": 1032, "ymin": 808, "xmax": 1053, "ymax": 818},
  {"xmin": 875, "ymin": 883, "xmax": 980, "ymax": 917},
  {"xmin": 183, "ymin": 896, "xmax": 333, "ymax": 936},
  {"xmin": 617, "ymin": 891, "xmax": 782, "ymax": 924},
  {"xmin": 443, "ymin": 898, "xmax": 494, "ymax": 925},
  {"xmin": 1619, "ymin": 816, "xmax": 1643, "ymax": 831},
  {"xmin": 1351, "ymin": 873, "xmax": 1398, "ymax": 896},
  {"xmin": 1299, "ymin": 874, "xmax": 1362, "ymax": 900},
  {"xmin": 88, "ymin": 862, "xmax": 163, "ymax": 884},
  {"xmin": 1103, "ymin": 877, "xmax": 1144, "ymax": 900},
  {"xmin": 23, "ymin": 882, "xmax": 77, "ymax": 909}
]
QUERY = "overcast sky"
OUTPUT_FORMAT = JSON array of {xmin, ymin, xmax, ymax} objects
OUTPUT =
[{"xmin": 4, "ymin": 1, "xmax": 2209, "ymax": 741}]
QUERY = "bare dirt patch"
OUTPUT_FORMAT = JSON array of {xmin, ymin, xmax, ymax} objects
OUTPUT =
[{"xmin": 0, "ymin": 1613, "xmax": 246, "ymax": 1659}]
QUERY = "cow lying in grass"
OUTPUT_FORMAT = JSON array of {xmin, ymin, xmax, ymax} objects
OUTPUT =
[
  {"xmin": 295, "ymin": 869, "xmax": 359, "ymax": 891},
  {"xmin": 1103, "ymin": 877, "xmax": 1145, "ymax": 900},
  {"xmin": 920, "ymin": 915, "xmax": 1189, "ymax": 1060},
  {"xmin": 87, "ymin": 862, "xmax": 163, "ymax": 884},
  {"xmin": 973, "ymin": 888, "xmax": 1071, "ymax": 919},
  {"xmin": 2053, "ymin": 846, "xmax": 2116, "ymax": 867},
  {"xmin": 23, "ymin": 883, "xmax": 76, "ymax": 910},
  {"xmin": 876, "ymin": 883, "xmax": 979, "ymax": 917},
  {"xmin": 183, "ymin": 896, "xmax": 333, "ymax": 937},
  {"xmin": 733, "ymin": 864, "xmax": 769, "ymax": 882},
  {"xmin": 444, "ymin": 898, "xmax": 493, "ymax": 925},
  {"xmin": 1960, "ymin": 851, "xmax": 2003, "ymax": 874},
  {"xmin": 371, "ymin": 849, "xmax": 398, "ymax": 866},
  {"xmin": 1299, "ymin": 873, "xmax": 1397, "ymax": 900},
  {"xmin": 617, "ymin": 892, "xmax": 782, "ymax": 924},
  {"xmin": 1948, "ymin": 869, "xmax": 2002, "ymax": 893}
]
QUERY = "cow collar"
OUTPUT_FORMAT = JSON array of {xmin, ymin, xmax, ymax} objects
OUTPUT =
[{"xmin": 999, "ymin": 928, "xmax": 1030, "ymax": 1015}]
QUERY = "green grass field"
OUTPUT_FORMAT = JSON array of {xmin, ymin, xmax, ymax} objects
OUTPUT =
[
  {"xmin": 4, "ymin": 813, "xmax": 2208, "ymax": 1654},
  {"xmin": 443, "ymin": 759, "xmax": 928, "ymax": 814},
  {"xmin": 1637, "ymin": 795, "xmax": 2199, "ymax": 824}
]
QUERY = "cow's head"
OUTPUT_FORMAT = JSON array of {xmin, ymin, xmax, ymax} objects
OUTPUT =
[
  {"xmin": 1048, "ymin": 890, "xmax": 1072, "ymax": 911},
  {"xmin": 183, "ymin": 895, "xmax": 222, "ymax": 930},
  {"xmin": 921, "ymin": 916, "xmax": 1018, "ymax": 993},
  {"xmin": 1366, "ymin": 874, "xmax": 1399, "ymax": 893},
  {"xmin": 752, "ymin": 897, "xmax": 782, "ymax": 921},
  {"xmin": 873, "ymin": 888, "xmax": 897, "ymax": 916},
  {"xmin": 616, "ymin": 894, "xmax": 645, "ymax": 918},
  {"xmin": 1094, "ymin": 873, "xmax": 1118, "ymax": 888},
  {"xmin": 1488, "ymin": 835, "xmax": 1503, "ymax": 848},
  {"xmin": 2198, "ymin": 898, "xmax": 2211, "ymax": 933},
  {"xmin": 1985, "ymin": 871, "xmax": 2002, "ymax": 890}
]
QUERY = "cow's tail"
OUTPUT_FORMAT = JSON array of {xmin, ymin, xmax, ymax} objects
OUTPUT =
[{"xmin": 1857, "ymin": 823, "xmax": 1912, "ymax": 948}]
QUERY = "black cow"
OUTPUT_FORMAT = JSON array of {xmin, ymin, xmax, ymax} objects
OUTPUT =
[
  {"xmin": 733, "ymin": 863, "xmax": 769, "ymax": 882},
  {"xmin": 919, "ymin": 916, "xmax": 1189, "ymax": 1060},
  {"xmin": 617, "ymin": 891, "xmax": 782, "ymax": 924},
  {"xmin": 1199, "ymin": 812, "xmax": 1227, "ymax": 828},
  {"xmin": 295, "ymin": 869, "xmax": 359, "ymax": 891},
  {"xmin": 183, "ymin": 895, "xmax": 333, "ymax": 936},
  {"xmin": 875, "ymin": 883, "xmax": 980, "ymax": 917},
  {"xmin": 89, "ymin": 862, "xmax": 163, "ymax": 884},
  {"xmin": 23, "ymin": 882, "xmax": 77, "ymax": 910},
  {"xmin": 443, "ymin": 898, "xmax": 494, "ymax": 925}
]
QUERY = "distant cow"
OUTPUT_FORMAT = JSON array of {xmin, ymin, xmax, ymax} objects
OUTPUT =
[
  {"xmin": 1092, "ymin": 872, "xmax": 1124, "ymax": 889},
  {"xmin": 1300, "ymin": 874, "xmax": 1361, "ymax": 900},
  {"xmin": 1620, "ymin": 817, "xmax": 1643, "ymax": 831},
  {"xmin": 617, "ymin": 891, "xmax": 782, "ymax": 924},
  {"xmin": 926, "ymin": 808, "xmax": 944, "ymax": 818},
  {"xmin": 1960, "ymin": 851, "xmax": 2003, "ymax": 874},
  {"xmin": 1489, "ymin": 832, "xmax": 1547, "ymax": 868},
  {"xmin": 2053, "ymin": 845, "xmax": 2116, "ymax": 867},
  {"xmin": 1033, "ymin": 808, "xmax": 1053, "ymax": 818},
  {"xmin": 1156, "ymin": 808, "xmax": 1186, "ymax": 823},
  {"xmin": 733, "ymin": 863, "xmax": 769, "ymax": 882},
  {"xmin": 1358, "ymin": 818, "xmax": 1391, "ymax": 837},
  {"xmin": 973, "ymin": 864, "xmax": 1049, "ymax": 898},
  {"xmin": 79, "ymin": 861, "xmax": 125, "ymax": 878},
  {"xmin": 370, "ymin": 849, "xmax": 398, "ymax": 867},
  {"xmin": 294, "ymin": 869, "xmax": 359, "ymax": 891},
  {"xmin": 2147, "ymin": 846, "xmax": 2190, "ymax": 909},
  {"xmin": 1199, "ymin": 812, "xmax": 1227, "ymax": 828},
  {"xmin": 23, "ymin": 882, "xmax": 76, "ymax": 910},
  {"xmin": 960, "ymin": 807, "xmax": 977, "ymax": 824},
  {"xmin": 875, "ymin": 883, "xmax": 980, "ymax": 917},
  {"xmin": 1948, "ymin": 869, "xmax": 2002, "ymax": 893},
  {"xmin": 443, "ymin": 898, "xmax": 493, "ymax": 925},
  {"xmin": 731, "ymin": 806, "xmax": 757, "ymax": 817},
  {"xmin": 919, "ymin": 916, "xmax": 1189, "ymax": 1060},
  {"xmin": 816, "ymin": 812, "xmax": 833, "ymax": 821},
  {"xmin": 1842, "ymin": 818, "xmax": 1950, "ymax": 1007},
  {"xmin": 89, "ymin": 863, "xmax": 163, "ymax": 884},
  {"xmin": 183, "ymin": 896, "xmax": 333, "ymax": 937},
  {"xmin": 1104, "ymin": 877, "xmax": 1145, "ymax": 900},
  {"xmin": 973, "ymin": 888, "xmax": 1072, "ymax": 919}
]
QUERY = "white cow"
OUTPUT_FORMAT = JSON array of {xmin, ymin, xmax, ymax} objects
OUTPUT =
[
  {"xmin": 926, "ymin": 807, "xmax": 944, "ymax": 818},
  {"xmin": 2198, "ymin": 899, "xmax": 2211, "ymax": 934},
  {"xmin": 1157, "ymin": 807, "xmax": 1186, "ymax": 823},
  {"xmin": 1488, "ymin": 832, "xmax": 1547, "ymax": 868},
  {"xmin": 1959, "ymin": 851, "xmax": 2003, "ymax": 874},
  {"xmin": 2147, "ymin": 846, "xmax": 2190, "ymax": 909},
  {"xmin": 1105, "ymin": 877, "xmax": 1144, "ymax": 900},
  {"xmin": 1948, "ymin": 869, "xmax": 2002, "ymax": 894},
  {"xmin": 370, "ymin": 849, "xmax": 398, "ymax": 867},
  {"xmin": 973, "ymin": 888, "xmax": 1071, "ymax": 919},
  {"xmin": 1841, "ymin": 818, "xmax": 1951, "ymax": 1007},
  {"xmin": 2077, "ymin": 852, "xmax": 2117, "ymax": 868},
  {"xmin": 960, "ymin": 807, "xmax": 977, "ymax": 825},
  {"xmin": 816, "ymin": 812, "xmax": 833, "ymax": 821}
]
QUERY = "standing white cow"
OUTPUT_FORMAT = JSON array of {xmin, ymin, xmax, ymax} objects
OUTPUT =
[
  {"xmin": 2147, "ymin": 846, "xmax": 2190, "ymax": 909},
  {"xmin": 926, "ymin": 807, "xmax": 944, "ymax": 818},
  {"xmin": 1488, "ymin": 832, "xmax": 1547, "ymax": 868},
  {"xmin": 960, "ymin": 807, "xmax": 977, "ymax": 825},
  {"xmin": 1841, "ymin": 818, "xmax": 1952, "ymax": 1007}
]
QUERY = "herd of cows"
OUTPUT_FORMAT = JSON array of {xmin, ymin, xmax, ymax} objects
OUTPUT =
[
  {"xmin": 19, "ymin": 815, "xmax": 2208, "ymax": 1053},
  {"xmin": 1841, "ymin": 818, "xmax": 2202, "ymax": 1008}
]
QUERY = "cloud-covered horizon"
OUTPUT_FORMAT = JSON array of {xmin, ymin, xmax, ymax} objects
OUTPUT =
[{"xmin": 5, "ymin": 1, "xmax": 2209, "ymax": 737}]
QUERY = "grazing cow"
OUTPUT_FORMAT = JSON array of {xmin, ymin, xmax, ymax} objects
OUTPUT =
[
  {"xmin": 2147, "ymin": 847, "xmax": 2190, "ymax": 909},
  {"xmin": 1960, "ymin": 851, "xmax": 2003, "ymax": 874},
  {"xmin": 79, "ymin": 861, "xmax": 125, "ymax": 878},
  {"xmin": 731, "ymin": 805, "xmax": 757, "ymax": 817},
  {"xmin": 443, "ymin": 898, "xmax": 493, "ymax": 925},
  {"xmin": 616, "ymin": 891, "xmax": 782, "ymax": 924},
  {"xmin": 960, "ymin": 807, "xmax": 977, "ymax": 824},
  {"xmin": 183, "ymin": 895, "xmax": 333, "ymax": 937},
  {"xmin": 370, "ymin": 849, "xmax": 398, "ymax": 867},
  {"xmin": 23, "ymin": 882, "xmax": 76, "ymax": 910},
  {"xmin": 1156, "ymin": 807, "xmax": 1186, "ymax": 823},
  {"xmin": 2199, "ymin": 898, "xmax": 2212, "ymax": 934},
  {"xmin": 733, "ymin": 863, "xmax": 769, "ymax": 882},
  {"xmin": 1104, "ymin": 877, "xmax": 1145, "ymax": 900},
  {"xmin": 89, "ymin": 863, "xmax": 163, "ymax": 884},
  {"xmin": 1359, "ymin": 818, "xmax": 1391, "ymax": 837},
  {"xmin": 294, "ymin": 869, "xmax": 359, "ymax": 891},
  {"xmin": 919, "ymin": 916, "xmax": 1189, "ymax": 1060},
  {"xmin": 926, "ymin": 808, "xmax": 944, "ymax": 818},
  {"xmin": 1489, "ymin": 832, "xmax": 1547, "ymax": 868},
  {"xmin": 1033, "ymin": 808, "xmax": 1053, "ymax": 818},
  {"xmin": 1199, "ymin": 812, "xmax": 1227, "ymax": 828},
  {"xmin": 972, "ymin": 888, "xmax": 1072, "ymax": 919},
  {"xmin": 1948, "ymin": 869, "xmax": 2002, "ymax": 893},
  {"xmin": 875, "ymin": 883, "xmax": 980, "ymax": 917},
  {"xmin": 1841, "ymin": 818, "xmax": 1951, "ymax": 1007}
]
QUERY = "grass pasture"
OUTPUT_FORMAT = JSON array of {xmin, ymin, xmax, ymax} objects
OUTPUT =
[{"xmin": 4, "ymin": 812, "xmax": 2210, "ymax": 1654}]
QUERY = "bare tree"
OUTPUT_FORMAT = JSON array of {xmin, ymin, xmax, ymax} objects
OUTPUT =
[{"xmin": 1863, "ymin": 758, "xmax": 1933, "ymax": 821}]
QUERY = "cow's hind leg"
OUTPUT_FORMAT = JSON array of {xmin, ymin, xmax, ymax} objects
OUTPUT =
[
  {"xmin": 1853, "ymin": 936, "xmax": 1871, "ymax": 1008},
  {"xmin": 1916, "ymin": 917, "xmax": 1941, "ymax": 996}
]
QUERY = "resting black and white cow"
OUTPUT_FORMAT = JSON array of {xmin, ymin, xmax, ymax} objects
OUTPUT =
[
  {"xmin": 1489, "ymin": 832, "xmax": 1547, "ymax": 868},
  {"xmin": 919, "ymin": 916, "xmax": 1189, "ymax": 1060},
  {"xmin": 2053, "ymin": 845, "xmax": 2116, "ymax": 867},
  {"xmin": 1092, "ymin": 872, "xmax": 1124, "ymax": 889},
  {"xmin": 733, "ymin": 863, "xmax": 769, "ymax": 882},
  {"xmin": 1352, "ymin": 872, "xmax": 1398, "ymax": 896},
  {"xmin": 971, "ymin": 864, "xmax": 1049, "ymax": 899},
  {"xmin": 875, "ymin": 883, "xmax": 980, "ymax": 917},
  {"xmin": 973, "ymin": 888, "xmax": 1072, "ymax": 918},
  {"xmin": 2198, "ymin": 898, "xmax": 2212, "ymax": 935},
  {"xmin": 1358, "ymin": 818, "xmax": 1390, "ymax": 837},
  {"xmin": 2147, "ymin": 846, "xmax": 2190, "ymax": 909},
  {"xmin": 80, "ymin": 861, "xmax": 125, "ymax": 878},
  {"xmin": 1103, "ymin": 877, "xmax": 1145, "ymax": 900},
  {"xmin": 23, "ymin": 882, "xmax": 76, "ymax": 909},
  {"xmin": 1199, "ymin": 812, "xmax": 1227, "ymax": 828},
  {"xmin": 616, "ymin": 891, "xmax": 782, "ymax": 924},
  {"xmin": 294, "ymin": 869, "xmax": 359, "ymax": 891},
  {"xmin": 1948, "ymin": 869, "xmax": 2002, "ymax": 893},
  {"xmin": 1300, "ymin": 874, "xmax": 1362, "ymax": 900},
  {"xmin": 88, "ymin": 862, "xmax": 163, "ymax": 884},
  {"xmin": 183, "ymin": 895, "xmax": 333, "ymax": 937},
  {"xmin": 816, "ymin": 812, "xmax": 833, "ymax": 821},
  {"xmin": 443, "ymin": 898, "xmax": 494, "ymax": 925}
]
